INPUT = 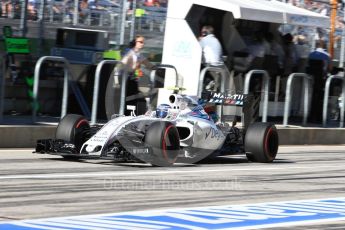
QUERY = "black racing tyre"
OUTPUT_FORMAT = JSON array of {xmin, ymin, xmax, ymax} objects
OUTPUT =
[
  {"xmin": 244, "ymin": 122, "xmax": 279, "ymax": 163},
  {"xmin": 145, "ymin": 121, "xmax": 180, "ymax": 166},
  {"xmin": 55, "ymin": 114, "xmax": 90, "ymax": 153},
  {"xmin": 105, "ymin": 71, "xmax": 121, "ymax": 120}
]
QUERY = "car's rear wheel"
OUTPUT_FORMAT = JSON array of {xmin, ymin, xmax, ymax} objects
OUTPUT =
[
  {"xmin": 55, "ymin": 114, "xmax": 90, "ymax": 158},
  {"xmin": 145, "ymin": 121, "xmax": 180, "ymax": 166},
  {"xmin": 244, "ymin": 122, "xmax": 279, "ymax": 163}
]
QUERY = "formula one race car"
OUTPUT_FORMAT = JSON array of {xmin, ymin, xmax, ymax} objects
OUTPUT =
[{"xmin": 35, "ymin": 94, "xmax": 279, "ymax": 166}]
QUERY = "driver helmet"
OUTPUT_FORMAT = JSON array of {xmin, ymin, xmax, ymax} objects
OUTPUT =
[{"xmin": 156, "ymin": 104, "xmax": 171, "ymax": 118}]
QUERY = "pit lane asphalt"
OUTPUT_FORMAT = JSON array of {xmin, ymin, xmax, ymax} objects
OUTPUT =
[{"xmin": 0, "ymin": 146, "xmax": 345, "ymax": 229}]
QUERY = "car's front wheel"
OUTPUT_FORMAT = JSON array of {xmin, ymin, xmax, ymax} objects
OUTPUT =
[
  {"xmin": 55, "ymin": 114, "xmax": 90, "ymax": 158},
  {"xmin": 145, "ymin": 121, "xmax": 180, "ymax": 166}
]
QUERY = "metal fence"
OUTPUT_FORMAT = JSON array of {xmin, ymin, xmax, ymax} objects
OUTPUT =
[
  {"xmin": 323, "ymin": 74, "xmax": 345, "ymax": 128},
  {"xmin": 283, "ymin": 73, "xmax": 312, "ymax": 127},
  {"xmin": 0, "ymin": 0, "xmax": 167, "ymax": 45}
]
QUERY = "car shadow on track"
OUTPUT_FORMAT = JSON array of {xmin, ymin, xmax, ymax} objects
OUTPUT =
[
  {"xmin": 45, "ymin": 155, "xmax": 294, "ymax": 167},
  {"xmin": 197, "ymin": 154, "xmax": 293, "ymax": 164}
]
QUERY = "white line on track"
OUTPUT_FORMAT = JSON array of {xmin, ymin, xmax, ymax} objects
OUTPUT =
[
  {"xmin": 0, "ymin": 149, "xmax": 34, "ymax": 152},
  {"xmin": 0, "ymin": 165, "xmax": 341, "ymax": 180},
  {"xmin": 0, "ymin": 145, "xmax": 344, "ymax": 153},
  {"xmin": 0, "ymin": 168, "xmax": 281, "ymax": 179}
]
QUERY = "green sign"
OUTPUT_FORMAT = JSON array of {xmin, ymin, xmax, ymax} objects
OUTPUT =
[
  {"xmin": 5, "ymin": 37, "xmax": 30, "ymax": 53},
  {"xmin": 103, "ymin": 50, "xmax": 121, "ymax": 60}
]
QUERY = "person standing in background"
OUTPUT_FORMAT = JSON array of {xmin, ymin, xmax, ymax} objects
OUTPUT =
[
  {"xmin": 116, "ymin": 35, "xmax": 154, "ymax": 115},
  {"xmin": 308, "ymin": 40, "xmax": 331, "ymax": 73},
  {"xmin": 307, "ymin": 40, "xmax": 331, "ymax": 123},
  {"xmin": 199, "ymin": 25, "xmax": 223, "ymax": 66},
  {"xmin": 79, "ymin": 0, "xmax": 89, "ymax": 24},
  {"xmin": 199, "ymin": 25, "xmax": 224, "ymax": 91}
]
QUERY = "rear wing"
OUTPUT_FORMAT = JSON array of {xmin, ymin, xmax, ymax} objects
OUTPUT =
[{"xmin": 201, "ymin": 92, "xmax": 252, "ymax": 107}]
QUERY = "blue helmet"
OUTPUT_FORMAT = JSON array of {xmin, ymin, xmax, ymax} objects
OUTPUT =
[{"xmin": 156, "ymin": 104, "xmax": 171, "ymax": 118}]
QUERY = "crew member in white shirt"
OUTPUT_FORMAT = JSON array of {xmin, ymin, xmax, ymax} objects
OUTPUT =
[{"xmin": 199, "ymin": 25, "xmax": 224, "ymax": 91}]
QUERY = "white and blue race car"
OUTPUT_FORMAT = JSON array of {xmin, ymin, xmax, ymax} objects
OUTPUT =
[{"xmin": 35, "ymin": 94, "xmax": 279, "ymax": 166}]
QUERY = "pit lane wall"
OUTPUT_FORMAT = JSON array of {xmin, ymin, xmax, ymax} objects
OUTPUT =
[{"xmin": 1, "ymin": 125, "xmax": 344, "ymax": 148}]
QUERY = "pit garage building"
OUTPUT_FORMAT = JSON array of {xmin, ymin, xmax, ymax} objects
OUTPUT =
[{"xmin": 160, "ymin": 0, "xmax": 330, "ymax": 99}]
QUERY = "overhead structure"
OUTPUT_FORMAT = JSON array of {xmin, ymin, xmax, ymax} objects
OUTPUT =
[
  {"xmin": 267, "ymin": 0, "xmax": 329, "ymax": 28},
  {"xmin": 161, "ymin": 0, "xmax": 330, "ymax": 97}
]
